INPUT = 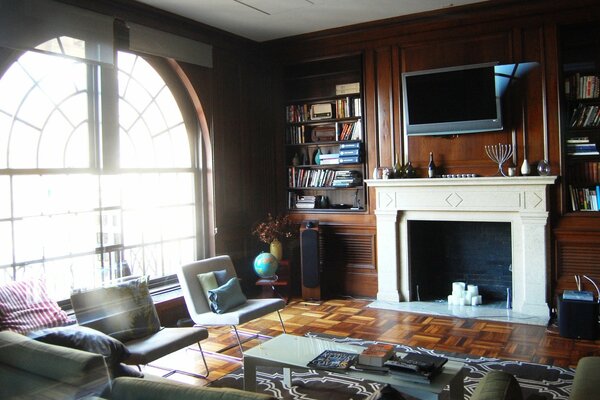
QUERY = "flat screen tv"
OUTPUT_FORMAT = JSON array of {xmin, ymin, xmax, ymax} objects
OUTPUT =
[{"xmin": 402, "ymin": 62, "xmax": 503, "ymax": 136}]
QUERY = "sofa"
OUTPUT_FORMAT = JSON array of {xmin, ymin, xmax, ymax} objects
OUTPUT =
[
  {"xmin": 0, "ymin": 330, "xmax": 110, "ymax": 399},
  {"xmin": 0, "ymin": 330, "xmax": 274, "ymax": 400},
  {"xmin": 470, "ymin": 357, "xmax": 600, "ymax": 400}
]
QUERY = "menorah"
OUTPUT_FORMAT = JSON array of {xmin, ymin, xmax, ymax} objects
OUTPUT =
[{"xmin": 485, "ymin": 143, "xmax": 513, "ymax": 177}]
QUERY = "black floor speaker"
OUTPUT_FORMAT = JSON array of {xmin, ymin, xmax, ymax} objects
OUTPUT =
[
  {"xmin": 558, "ymin": 298, "xmax": 599, "ymax": 340},
  {"xmin": 300, "ymin": 221, "xmax": 320, "ymax": 300}
]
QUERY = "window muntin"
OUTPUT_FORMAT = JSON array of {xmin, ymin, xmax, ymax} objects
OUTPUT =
[{"xmin": 0, "ymin": 49, "xmax": 200, "ymax": 301}]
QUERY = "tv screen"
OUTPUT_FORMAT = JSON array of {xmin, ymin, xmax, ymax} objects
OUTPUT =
[{"xmin": 402, "ymin": 62, "xmax": 503, "ymax": 136}]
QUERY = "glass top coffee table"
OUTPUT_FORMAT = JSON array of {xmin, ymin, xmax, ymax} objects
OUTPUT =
[{"xmin": 243, "ymin": 334, "xmax": 465, "ymax": 400}]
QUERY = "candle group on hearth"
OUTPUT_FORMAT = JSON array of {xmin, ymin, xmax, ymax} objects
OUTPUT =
[{"xmin": 447, "ymin": 282, "xmax": 483, "ymax": 306}]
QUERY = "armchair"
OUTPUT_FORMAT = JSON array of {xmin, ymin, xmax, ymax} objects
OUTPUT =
[
  {"xmin": 178, "ymin": 255, "xmax": 286, "ymax": 358},
  {"xmin": 70, "ymin": 276, "xmax": 210, "ymax": 378}
]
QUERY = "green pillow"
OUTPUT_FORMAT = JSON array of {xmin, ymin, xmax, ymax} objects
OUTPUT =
[
  {"xmin": 208, "ymin": 278, "xmax": 247, "ymax": 314},
  {"xmin": 197, "ymin": 271, "xmax": 218, "ymax": 302}
]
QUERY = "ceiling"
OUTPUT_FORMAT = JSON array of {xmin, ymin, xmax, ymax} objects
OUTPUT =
[{"xmin": 135, "ymin": 0, "xmax": 489, "ymax": 42}]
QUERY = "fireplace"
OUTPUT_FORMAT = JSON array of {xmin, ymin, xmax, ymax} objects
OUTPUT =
[
  {"xmin": 409, "ymin": 220, "xmax": 512, "ymax": 303},
  {"xmin": 365, "ymin": 176, "xmax": 556, "ymax": 318}
]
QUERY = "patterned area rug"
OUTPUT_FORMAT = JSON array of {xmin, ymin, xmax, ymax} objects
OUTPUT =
[{"xmin": 208, "ymin": 333, "xmax": 575, "ymax": 400}]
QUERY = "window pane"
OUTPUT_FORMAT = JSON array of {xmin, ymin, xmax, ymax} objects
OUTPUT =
[
  {"xmin": 0, "ymin": 222, "xmax": 12, "ymax": 266},
  {"xmin": 0, "ymin": 176, "xmax": 10, "ymax": 219},
  {"xmin": 118, "ymin": 52, "xmax": 190, "ymax": 168}
]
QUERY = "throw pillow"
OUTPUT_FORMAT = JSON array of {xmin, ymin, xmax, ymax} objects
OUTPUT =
[
  {"xmin": 196, "ymin": 271, "xmax": 218, "ymax": 302},
  {"xmin": 0, "ymin": 279, "xmax": 70, "ymax": 334},
  {"xmin": 213, "ymin": 269, "xmax": 229, "ymax": 286},
  {"xmin": 28, "ymin": 325, "xmax": 132, "ymax": 378},
  {"xmin": 208, "ymin": 277, "xmax": 247, "ymax": 314},
  {"xmin": 70, "ymin": 276, "xmax": 161, "ymax": 342}
]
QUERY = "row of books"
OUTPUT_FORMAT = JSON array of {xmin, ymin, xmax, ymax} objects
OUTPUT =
[
  {"xmin": 567, "ymin": 159, "xmax": 600, "ymax": 183},
  {"xmin": 339, "ymin": 120, "xmax": 362, "ymax": 141},
  {"xmin": 286, "ymin": 99, "xmax": 361, "ymax": 124},
  {"xmin": 335, "ymin": 97, "xmax": 362, "ymax": 119},
  {"xmin": 286, "ymin": 123, "xmax": 362, "ymax": 144},
  {"xmin": 332, "ymin": 170, "xmax": 362, "ymax": 187},
  {"xmin": 317, "ymin": 142, "xmax": 364, "ymax": 166},
  {"xmin": 565, "ymin": 73, "xmax": 600, "ymax": 100},
  {"xmin": 568, "ymin": 143, "xmax": 599, "ymax": 156},
  {"xmin": 569, "ymin": 104, "xmax": 600, "ymax": 128},
  {"xmin": 569, "ymin": 185, "xmax": 600, "ymax": 211},
  {"xmin": 288, "ymin": 168, "xmax": 363, "ymax": 188}
]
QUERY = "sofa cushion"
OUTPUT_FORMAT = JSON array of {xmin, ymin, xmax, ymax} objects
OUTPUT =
[
  {"xmin": 28, "ymin": 325, "xmax": 133, "ymax": 377},
  {"xmin": 70, "ymin": 276, "xmax": 161, "ymax": 342},
  {"xmin": 104, "ymin": 376, "xmax": 277, "ymax": 400},
  {"xmin": 208, "ymin": 277, "xmax": 247, "ymax": 314},
  {"xmin": 197, "ymin": 271, "xmax": 219, "ymax": 302},
  {"xmin": 571, "ymin": 356, "xmax": 600, "ymax": 400},
  {"xmin": 0, "ymin": 330, "xmax": 109, "ymax": 387},
  {"xmin": 0, "ymin": 279, "xmax": 70, "ymax": 334}
]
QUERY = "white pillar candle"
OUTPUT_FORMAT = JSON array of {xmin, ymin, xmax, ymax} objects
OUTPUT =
[
  {"xmin": 467, "ymin": 285, "xmax": 479, "ymax": 295},
  {"xmin": 452, "ymin": 282, "xmax": 465, "ymax": 293},
  {"xmin": 471, "ymin": 295, "xmax": 482, "ymax": 305},
  {"xmin": 464, "ymin": 290, "xmax": 473, "ymax": 303},
  {"xmin": 448, "ymin": 295, "xmax": 454, "ymax": 305}
]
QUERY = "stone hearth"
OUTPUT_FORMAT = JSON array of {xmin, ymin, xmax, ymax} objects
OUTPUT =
[{"xmin": 365, "ymin": 176, "xmax": 556, "ymax": 318}]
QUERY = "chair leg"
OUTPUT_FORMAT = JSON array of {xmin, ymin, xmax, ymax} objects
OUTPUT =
[
  {"xmin": 145, "ymin": 342, "xmax": 209, "ymax": 380},
  {"xmin": 233, "ymin": 325, "xmax": 245, "ymax": 355},
  {"xmin": 277, "ymin": 310, "xmax": 287, "ymax": 334}
]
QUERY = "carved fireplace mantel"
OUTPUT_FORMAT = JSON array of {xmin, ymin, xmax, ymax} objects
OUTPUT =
[{"xmin": 365, "ymin": 176, "xmax": 557, "ymax": 318}]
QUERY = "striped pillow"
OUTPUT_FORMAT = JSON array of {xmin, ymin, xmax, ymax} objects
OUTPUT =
[{"xmin": 0, "ymin": 279, "xmax": 70, "ymax": 334}]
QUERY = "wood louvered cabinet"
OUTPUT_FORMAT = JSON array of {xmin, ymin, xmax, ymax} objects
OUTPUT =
[
  {"xmin": 554, "ymin": 226, "xmax": 600, "ymax": 296},
  {"xmin": 318, "ymin": 224, "xmax": 377, "ymax": 298}
]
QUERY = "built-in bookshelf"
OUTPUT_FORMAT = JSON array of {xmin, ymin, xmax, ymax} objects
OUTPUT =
[
  {"xmin": 284, "ymin": 55, "xmax": 366, "ymax": 213},
  {"xmin": 560, "ymin": 24, "xmax": 600, "ymax": 213}
]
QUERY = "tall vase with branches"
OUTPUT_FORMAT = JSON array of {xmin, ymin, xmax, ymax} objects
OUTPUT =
[{"xmin": 252, "ymin": 214, "xmax": 295, "ymax": 261}]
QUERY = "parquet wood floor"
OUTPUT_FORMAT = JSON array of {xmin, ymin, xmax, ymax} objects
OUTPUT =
[{"xmin": 146, "ymin": 298, "xmax": 600, "ymax": 386}]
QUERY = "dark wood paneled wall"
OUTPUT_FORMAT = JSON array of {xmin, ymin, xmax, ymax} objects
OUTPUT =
[{"xmin": 268, "ymin": 0, "xmax": 600, "ymax": 301}]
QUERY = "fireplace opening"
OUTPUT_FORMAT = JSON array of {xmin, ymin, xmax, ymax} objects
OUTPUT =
[{"xmin": 409, "ymin": 221, "xmax": 512, "ymax": 304}]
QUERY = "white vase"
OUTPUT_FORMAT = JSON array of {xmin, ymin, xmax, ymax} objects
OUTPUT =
[{"xmin": 520, "ymin": 159, "xmax": 531, "ymax": 176}]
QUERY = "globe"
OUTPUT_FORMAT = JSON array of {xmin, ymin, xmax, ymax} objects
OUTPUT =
[{"xmin": 253, "ymin": 252, "xmax": 279, "ymax": 279}]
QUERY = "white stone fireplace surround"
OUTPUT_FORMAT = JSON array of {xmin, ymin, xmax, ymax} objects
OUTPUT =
[{"xmin": 366, "ymin": 176, "xmax": 557, "ymax": 318}]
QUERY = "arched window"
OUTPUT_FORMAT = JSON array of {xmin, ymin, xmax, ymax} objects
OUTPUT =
[{"xmin": 0, "ymin": 49, "xmax": 204, "ymax": 301}]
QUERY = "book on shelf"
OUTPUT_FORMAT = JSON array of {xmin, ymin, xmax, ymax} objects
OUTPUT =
[
  {"xmin": 569, "ymin": 104, "xmax": 600, "ymax": 128},
  {"xmin": 568, "ymin": 185, "xmax": 600, "ymax": 211},
  {"xmin": 567, "ymin": 137, "xmax": 590, "ymax": 144},
  {"xmin": 339, "ymin": 148, "xmax": 361, "ymax": 157},
  {"xmin": 565, "ymin": 73, "xmax": 600, "ymax": 100},
  {"xmin": 568, "ymin": 142, "xmax": 599, "ymax": 155},
  {"xmin": 339, "ymin": 141, "xmax": 362, "ymax": 150},
  {"xmin": 307, "ymin": 350, "xmax": 359, "ymax": 371},
  {"xmin": 567, "ymin": 161, "xmax": 600, "ymax": 182},
  {"xmin": 358, "ymin": 343, "xmax": 395, "ymax": 367},
  {"xmin": 339, "ymin": 155, "xmax": 362, "ymax": 164}
]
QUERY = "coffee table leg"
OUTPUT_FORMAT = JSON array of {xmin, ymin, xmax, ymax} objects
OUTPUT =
[
  {"xmin": 448, "ymin": 367, "xmax": 465, "ymax": 400},
  {"xmin": 243, "ymin": 356, "xmax": 258, "ymax": 391},
  {"xmin": 283, "ymin": 367, "xmax": 292, "ymax": 387}
]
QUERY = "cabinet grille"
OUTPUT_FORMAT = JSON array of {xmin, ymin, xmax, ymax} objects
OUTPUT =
[{"xmin": 558, "ymin": 244, "xmax": 600, "ymax": 281}]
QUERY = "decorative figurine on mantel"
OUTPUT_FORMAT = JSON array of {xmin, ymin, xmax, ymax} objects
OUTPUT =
[{"xmin": 485, "ymin": 143, "xmax": 513, "ymax": 177}]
